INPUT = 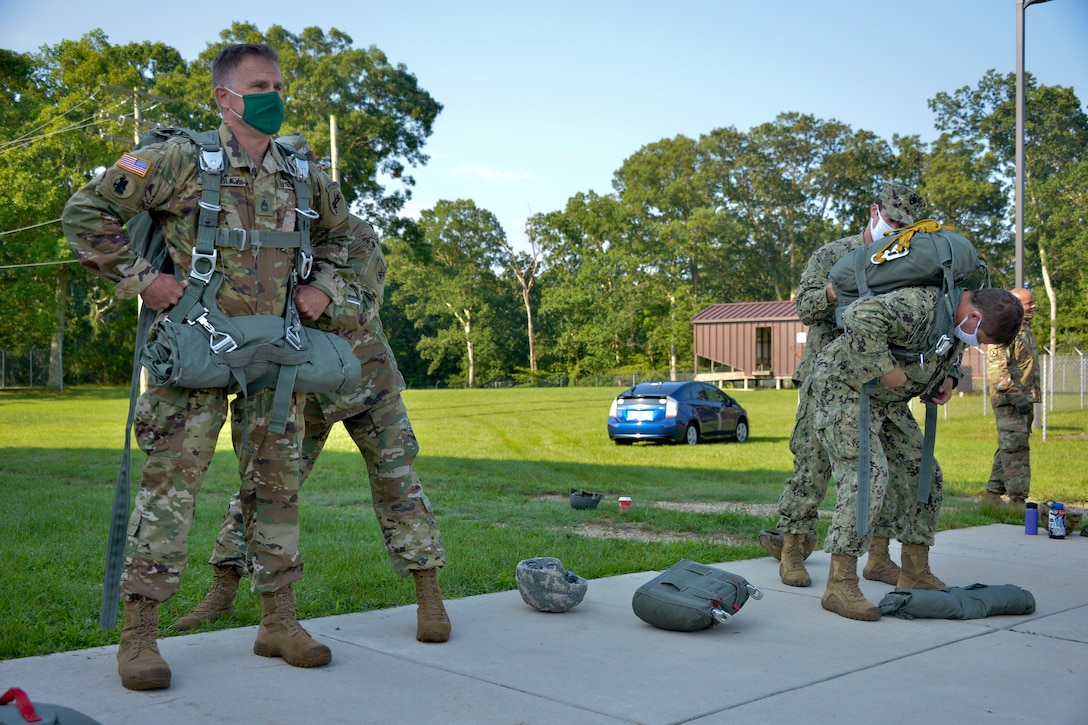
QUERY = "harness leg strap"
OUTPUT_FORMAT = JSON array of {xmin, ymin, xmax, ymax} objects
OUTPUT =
[{"xmin": 856, "ymin": 380, "xmax": 877, "ymax": 535}]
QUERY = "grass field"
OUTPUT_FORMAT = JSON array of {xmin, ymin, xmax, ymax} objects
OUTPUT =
[{"xmin": 1, "ymin": 385, "xmax": 1085, "ymax": 659}]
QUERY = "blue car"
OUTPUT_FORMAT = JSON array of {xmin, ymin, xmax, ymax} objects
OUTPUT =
[{"xmin": 607, "ymin": 381, "xmax": 749, "ymax": 446}]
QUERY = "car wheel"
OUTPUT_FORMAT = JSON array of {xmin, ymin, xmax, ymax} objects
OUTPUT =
[
  {"xmin": 734, "ymin": 419, "xmax": 749, "ymax": 443},
  {"xmin": 684, "ymin": 423, "xmax": 699, "ymax": 446}
]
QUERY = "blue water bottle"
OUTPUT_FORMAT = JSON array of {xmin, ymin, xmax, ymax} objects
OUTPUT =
[
  {"xmin": 1025, "ymin": 502, "xmax": 1038, "ymax": 535},
  {"xmin": 1048, "ymin": 501, "xmax": 1066, "ymax": 539}
]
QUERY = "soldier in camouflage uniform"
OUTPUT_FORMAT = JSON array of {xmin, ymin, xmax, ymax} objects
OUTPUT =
[
  {"xmin": 773, "ymin": 184, "xmax": 927, "ymax": 589},
  {"xmin": 62, "ymin": 44, "xmax": 352, "ymax": 690},
  {"xmin": 985, "ymin": 288, "xmax": 1040, "ymax": 504},
  {"xmin": 809, "ymin": 287, "xmax": 1022, "ymax": 621},
  {"xmin": 176, "ymin": 208, "xmax": 451, "ymax": 643}
]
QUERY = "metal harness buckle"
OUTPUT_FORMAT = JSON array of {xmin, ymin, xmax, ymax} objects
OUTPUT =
[
  {"xmin": 297, "ymin": 251, "xmax": 313, "ymax": 280},
  {"xmin": 189, "ymin": 248, "xmax": 217, "ymax": 284},
  {"xmin": 198, "ymin": 148, "xmax": 224, "ymax": 174},
  {"xmin": 188, "ymin": 309, "xmax": 237, "ymax": 353}
]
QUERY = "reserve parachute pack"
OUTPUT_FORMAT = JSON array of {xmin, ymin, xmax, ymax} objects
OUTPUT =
[
  {"xmin": 828, "ymin": 220, "xmax": 989, "ymax": 535},
  {"xmin": 830, "ymin": 219, "xmax": 988, "ymax": 368},
  {"xmin": 631, "ymin": 560, "xmax": 762, "ymax": 631}
]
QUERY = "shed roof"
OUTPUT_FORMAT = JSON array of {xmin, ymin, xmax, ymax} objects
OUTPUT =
[{"xmin": 691, "ymin": 300, "xmax": 798, "ymax": 324}]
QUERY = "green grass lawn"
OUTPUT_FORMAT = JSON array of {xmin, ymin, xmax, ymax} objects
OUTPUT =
[{"xmin": 1, "ymin": 385, "xmax": 1084, "ymax": 659}]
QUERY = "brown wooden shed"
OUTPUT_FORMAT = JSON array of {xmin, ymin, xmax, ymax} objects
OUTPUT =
[
  {"xmin": 691, "ymin": 301, "xmax": 806, "ymax": 388},
  {"xmin": 691, "ymin": 300, "xmax": 987, "ymax": 392}
]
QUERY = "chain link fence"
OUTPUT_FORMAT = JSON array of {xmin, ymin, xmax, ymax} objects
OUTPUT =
[{"xmin": 0, "ymin": 347, "xmax": 50, "ymax": 388}]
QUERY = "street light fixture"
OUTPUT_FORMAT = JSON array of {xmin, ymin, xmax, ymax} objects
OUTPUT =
[{"xmin": 1015, "ymin": 0, "xmax": 1055, "ymax": 288}]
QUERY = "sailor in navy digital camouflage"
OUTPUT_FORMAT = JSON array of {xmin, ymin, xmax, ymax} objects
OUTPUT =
[
  {"xmin": 773, "ymin": 184, "xmax": 926, "ymax": 588},
  {"xmin": 61, "ymin": 43, "xmax": 352, "ymax": 689},
  {"xmin": 808, "ymin": 285, "xmax": 1022, "ymax": 619},
  {"xmin": 986, "ymin": 288, "xmax": 1040, "ymax": 503}
]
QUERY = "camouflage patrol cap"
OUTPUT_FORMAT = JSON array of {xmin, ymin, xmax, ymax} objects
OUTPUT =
[{"xmin": 877, "ymin": 183, "xmax": 926, "ymax": 225}]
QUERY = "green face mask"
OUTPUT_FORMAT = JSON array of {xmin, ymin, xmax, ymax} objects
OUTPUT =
[{"xmin": 225, "ymin": 88, "xmax": 285, "ymax": 135}]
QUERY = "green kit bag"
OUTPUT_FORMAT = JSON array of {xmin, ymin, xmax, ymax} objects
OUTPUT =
[{"xmin": 631, "ymin": 560, "xmax": 763, "ymax": 631}]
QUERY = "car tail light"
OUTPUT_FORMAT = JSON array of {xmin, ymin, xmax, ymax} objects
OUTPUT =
[
  {"xmin": 665, "ymin": 397, "xmax": 677, "ymax": 418},
  {"xmin": 609, "ymin": 398, "xmax": 619, "ymax": 417}
]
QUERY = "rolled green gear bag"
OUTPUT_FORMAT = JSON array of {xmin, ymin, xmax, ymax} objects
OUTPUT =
[
  {"xmin": 758, "ymin": 529, "xmax": 817, "ymax": 561},
  {"xmin": 632, "ymin": 559, "xmax": 763, "ymax": 631},
  {"xmin": 140, "ymin": 313, "xmax": 360, "ymax": 395}
]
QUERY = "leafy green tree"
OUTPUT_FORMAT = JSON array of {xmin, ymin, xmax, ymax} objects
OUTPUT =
[
  {"xmin": 389, "ymin": 199, "xmax": 509, "ymax": 387},
  {"xmin": 929, "ymin": 71, "xmax": 1088, "ymax": 350}
]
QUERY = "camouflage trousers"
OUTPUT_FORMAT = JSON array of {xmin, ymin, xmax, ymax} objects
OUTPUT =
[
  {"xmin": 987, "ymin": 404, "xmax": 1033, "ymax": 499},
  {"xmin": 776, "ymin": 393, "xmax": 898, "ymax": 541},
  {"xmin": 813, "ymin": 383, "xmax": 943, "ymax": 557},
  {"xmin": 209, "ymin": 391, "xmax": 445, "ymax": 578},
  {"xmin": 124, "ymin": 384, "xmax": 303, "ymax": 601}
]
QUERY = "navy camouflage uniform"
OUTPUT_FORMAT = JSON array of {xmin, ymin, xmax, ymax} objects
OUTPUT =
[
  {"xmin": 776, "ymin": 230, "xmax": 898, "ymax": 543},
  {"xmin": 808, "ymin": 287, "xmax": 963, "ymax": 557},
  {"xmin": 62, "ymin": 123, "xmax": 352, "ymax": 600},
  {"xmin": 211, "ymin": 214, "xmax": 446, "ymax": 578},
  {"xmin": 986, "ymin": 321, "xmax": 1039, "ymax": 500}
]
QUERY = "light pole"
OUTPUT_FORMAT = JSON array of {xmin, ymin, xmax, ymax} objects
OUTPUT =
[{"xmin": 1015, "ymin": 0, "xmax": 1055, "ymax": 288}]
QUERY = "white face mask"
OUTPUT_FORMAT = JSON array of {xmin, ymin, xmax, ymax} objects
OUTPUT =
[
  {"xmin": 869, "ymin": 208, "xmax": 897, "ymax": 240},
  {"xmin": 953, "ymin": 314, "xmax": 983, "ymax": 347}
]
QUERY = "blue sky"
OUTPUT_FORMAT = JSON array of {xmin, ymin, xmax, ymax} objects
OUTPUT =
[{"xmin": 3, "ymin": 0, "xmax": 1086, "ymax": 247}]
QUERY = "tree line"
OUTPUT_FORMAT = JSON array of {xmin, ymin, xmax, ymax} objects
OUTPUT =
[{"xmin": 1, "ymin": 26, "xmax": 1085, "ymax": 389}]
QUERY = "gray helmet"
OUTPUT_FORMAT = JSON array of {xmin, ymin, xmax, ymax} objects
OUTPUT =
[{"xmin": 516, "ymin": 557, "xmax": 588, "ymax": 612}]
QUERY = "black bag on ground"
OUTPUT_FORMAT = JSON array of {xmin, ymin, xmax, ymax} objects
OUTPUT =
[{"xmin": 631, "ymin": 559, "xmax": 762, "ymax": 631}]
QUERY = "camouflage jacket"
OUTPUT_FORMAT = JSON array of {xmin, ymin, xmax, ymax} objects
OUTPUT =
[
  {"xmin": 793, "ymin": 229, "xmax": 866, "ymax": 383},
  {"xmin": 313, "ymin": 215, "xmax": 404, "ymax": 424},
  {"xmin": 62, "ymin": 123, "xmax": 352, "ymax": 319},
  {"xmin": 987, "ymin": 323, "xmax": 1040, "ymax": 407},
  {"xmin": 812, "ymin": 286, "xmax": 965, "ymax": 405}
]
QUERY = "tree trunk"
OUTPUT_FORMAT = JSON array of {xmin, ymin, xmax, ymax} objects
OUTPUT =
[
  {"xmin": 48, "ymin": 267, "xmax": 68, "ymax": 391},
  {"xmin": 523, "ymin": 286, "xmax": 536, "ymax": 375},
  {"xmin": 463, "ymin": 311, "xmax": 476, "ymax": 388},
  {"xmin": 1039, "ymin": 243, "xmax": 1057, "ymax": 357}
]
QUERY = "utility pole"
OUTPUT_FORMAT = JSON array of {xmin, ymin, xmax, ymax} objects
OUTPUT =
[
  {"xmin": 329, "ymin": 114, "xmax": 340, "ymax": 182},
  {"xmin": 97, "ymin": 84, "xmax": 173, "ymax": 145}
]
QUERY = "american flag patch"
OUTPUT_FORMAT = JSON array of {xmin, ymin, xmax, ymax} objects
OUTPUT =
[{"xmin": 117, "ymin": 153, "xmax": 151, "ymax": 177}]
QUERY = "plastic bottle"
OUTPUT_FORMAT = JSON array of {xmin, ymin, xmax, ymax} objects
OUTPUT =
[
  {"xmin": 1048, "ymin": 501, "xmax": 1066, "ymax": 539},
  {"xmin": 1025, "ymin": 502, "xmax": 1038, "ymax": 535}
]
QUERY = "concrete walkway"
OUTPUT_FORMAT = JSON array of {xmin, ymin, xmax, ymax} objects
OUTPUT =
[{"xmin": 2, "ymin": 524, "xmax": 1085, "ymax": 724}]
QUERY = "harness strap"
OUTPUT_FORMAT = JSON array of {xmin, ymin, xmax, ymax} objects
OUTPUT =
[
  {"xmin": 856, "ymin": 379, "xmax": 878, "ymax": 535},
  {"xmin": 918, "ymin": 401, "xmax": 938, "ymax": 504},
  {"xmin": 100, "ymin": 299, "xmax": 157, "ymax": 629},
  {"xmin": 212, "ymin": 228, "xmax": 307, "ymax": 251}
]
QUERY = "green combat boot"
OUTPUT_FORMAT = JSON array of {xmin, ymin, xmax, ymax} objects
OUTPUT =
[
  {"xmin": 253, "ymin": 584, "xmax": 332, "ymax": 668},
  {"xmin": 821, "ymin": 554, "xmax": 880, "ymax": 622},
  {"xmin": 117, "ymin": 595, "xmax": 171, "ymax": 690},
  {"xmin": 897, "ymin": 544, "xmax": 946, "ymax": 590},
  {"xmin": 779, "ymin": 533, "xmax": 812, "ymax": 587},
  {"xmin": 862, "ymin": 536, "xmax": 901, "ymax": 585},
  {"xmin": 413, "ymin": 569, "xmax": 451, "ymax": 642},
  {"xmin": 174, "ymin": 565, "xmax": 242, "ymax": 631}
]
